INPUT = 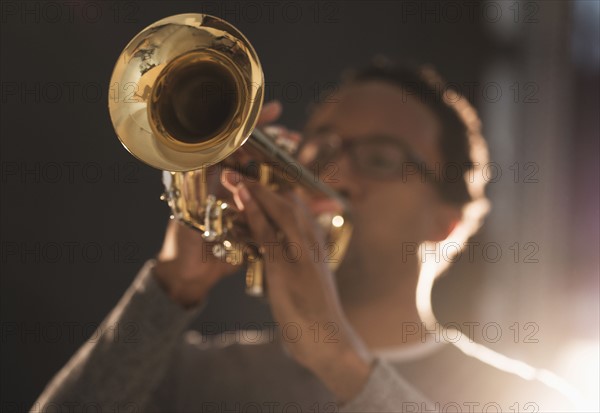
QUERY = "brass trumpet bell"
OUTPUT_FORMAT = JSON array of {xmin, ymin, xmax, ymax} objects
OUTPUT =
[
  {"xmin": 108, "ymin": 14, "xmax": 352, "ymax": 297},
  {"xmin": 108, "ymin": 14, "xmax": 263, "ymax": 171}
]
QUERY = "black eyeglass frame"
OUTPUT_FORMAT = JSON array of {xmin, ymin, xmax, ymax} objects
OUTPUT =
[{"xmin": 296, "ymin": 132, "xmax": 436, "ymax": 184}]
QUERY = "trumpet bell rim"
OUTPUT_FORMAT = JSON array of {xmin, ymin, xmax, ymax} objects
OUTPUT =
[{"xmin": 108, "ymin": 14, "xmax": 264, "ymax": 171}]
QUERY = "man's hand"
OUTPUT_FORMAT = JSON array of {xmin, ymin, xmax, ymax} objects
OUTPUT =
[
  {"xmin": 221, "ymin": 169, "xmax": 374, "ymax": 404},
  {"xmin": 153, "ymin": 101, "xmax": 284, "ymax": 309}
]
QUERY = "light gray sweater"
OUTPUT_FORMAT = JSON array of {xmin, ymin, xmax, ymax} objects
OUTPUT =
[{"xmin": 31, "ymin": 260, "xmax": 572, "ymax": 412}]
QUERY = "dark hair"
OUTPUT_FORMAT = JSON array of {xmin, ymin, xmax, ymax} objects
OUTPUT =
[{"xmin": 338, "ymin": 58, "xmax": 487, "ymax": 207}]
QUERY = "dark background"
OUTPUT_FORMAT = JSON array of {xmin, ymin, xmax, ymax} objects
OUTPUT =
[{"xmin": 1, "ymin": 0, "xmax": 598, "ymax": 409}]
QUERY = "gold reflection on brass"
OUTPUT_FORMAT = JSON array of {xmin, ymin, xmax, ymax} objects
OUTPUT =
[{"xmin": 108, "ymin": 14, "xmax": 352, "ymax": 296}]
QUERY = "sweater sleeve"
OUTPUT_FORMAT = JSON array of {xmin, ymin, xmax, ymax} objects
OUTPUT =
[
  {"xmin": 337, "ymin": 358, "xmax": 439, "ymax": 413},
  {"xmin": 30, "ymin": 260, "xmax": 205, "ymax": 413}
]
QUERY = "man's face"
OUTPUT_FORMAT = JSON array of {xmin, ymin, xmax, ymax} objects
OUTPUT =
[{"xmin": 302, "ymin": 80, "xmax": 448, "ymax": 263}]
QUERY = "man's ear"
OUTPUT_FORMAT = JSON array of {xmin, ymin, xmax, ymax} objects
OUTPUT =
[{"xmin": 426, "ymin": 203, "xmax": 463, "ymax": 242}]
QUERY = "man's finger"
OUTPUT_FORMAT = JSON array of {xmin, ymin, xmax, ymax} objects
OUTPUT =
[
  {"xmin": 257, "ymin": 100, "xmax": 282, "ymax": 125},
  {"xmin": 244, "ymin": 182, "xmax": 307, "ymax": 244},
  {"xmin": 236, "ymin": 183, "xmax": 280, "ymax": 247},
  {"xmin": 222, "ymin": 169, "xmax": 315, "ymax": 244}
]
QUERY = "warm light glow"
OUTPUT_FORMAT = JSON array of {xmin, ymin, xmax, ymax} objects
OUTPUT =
[
  {"xmin": 556, "ymin": 340, "xmax": 599, "ymax": 411},
  {"xmin": 223, "ymin": 240, "xmax": 232, "ymax": 248},
  {"xmin": 332, "ymin": 215, "xmax": 344, "ymax": 228}
]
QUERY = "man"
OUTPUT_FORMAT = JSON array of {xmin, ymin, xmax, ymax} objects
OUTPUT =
[{"xmin": 32, "ymin": 61, "xmax": 572, "ymax": 412}]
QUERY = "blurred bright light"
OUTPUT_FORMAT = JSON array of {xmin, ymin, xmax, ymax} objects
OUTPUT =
[
  {"xmin": 556, "ymin": 340, "xmax": 600, "ymax": 411},
  {"xmin": 332, "ymin": 215, "xmax": 344, "ymax": 228}
]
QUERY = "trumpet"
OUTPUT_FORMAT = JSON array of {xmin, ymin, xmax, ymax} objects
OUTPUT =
[{"xmin": 108, "ymin": 14, "xmax": 352, "ymax": 296}]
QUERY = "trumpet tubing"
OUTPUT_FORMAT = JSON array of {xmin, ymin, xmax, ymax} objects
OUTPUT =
[{"xmin": 108, "ymin": 14, "xmax": 352, "ymax": 297}]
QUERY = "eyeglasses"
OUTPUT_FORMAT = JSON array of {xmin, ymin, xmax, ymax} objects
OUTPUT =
[{"xmin": 296, "ymin": 132, "xmax": 427, "ymax": 181}]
